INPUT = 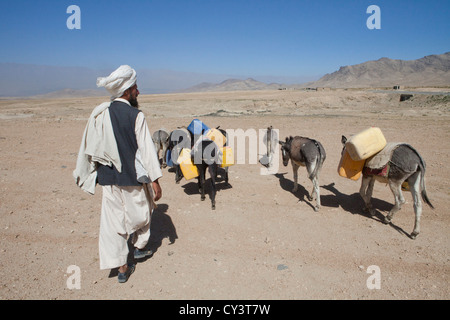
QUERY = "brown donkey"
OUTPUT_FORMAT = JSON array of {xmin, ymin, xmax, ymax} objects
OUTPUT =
[{"xmin": 279, "ymin": 136, "xmax": 326, "ymax": 211}]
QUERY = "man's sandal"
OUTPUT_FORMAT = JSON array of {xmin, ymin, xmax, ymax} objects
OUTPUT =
[
  {"xmin": 134, "ymin": 248, "xmax": 153, "ymax": 260},
  {"xmin": 118, "ymin": 263, "xmax": 135, "ymax": 283}
]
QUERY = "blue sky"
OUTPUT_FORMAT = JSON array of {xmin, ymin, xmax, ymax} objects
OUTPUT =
[{"xmin": 0, "ymin": 0, "xmax": 449, "ymax": 82}]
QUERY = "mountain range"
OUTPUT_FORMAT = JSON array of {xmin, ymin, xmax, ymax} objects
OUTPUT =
[
  {"xmin": 307, "ymin": 52, "xmax": 450, "ymax": 88},
  {"xmin": 181, "ymin": 52, "xmax": 450, "ymax": 92},
  {"xmin": 1, "ymin": 52, "xmax": 448, "ymax": 97}
]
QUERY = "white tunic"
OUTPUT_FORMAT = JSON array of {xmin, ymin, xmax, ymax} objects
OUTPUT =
[
  {"xmin": 99, "ymin": 99, "xmax": 162, "ymax": 270},
  {"xmin": 74, "ymin": 99, "xmax": 163, "ymax": 270}
]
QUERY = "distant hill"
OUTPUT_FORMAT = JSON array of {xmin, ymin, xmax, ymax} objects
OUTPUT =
[
  {"xmin": 306, "ymin": 52, "xmax": 450, "ymax": 88},
  {"xmin": 179, "ymin": 78, "xmax": 284, "ymax": 93},
  {"xmin": 179, "ymin": 52, "xmax": 450, "ymax": 93}
]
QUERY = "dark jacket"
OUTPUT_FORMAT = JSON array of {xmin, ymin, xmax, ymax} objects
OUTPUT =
[{"xmin": 97, "ymin": 100, "xmax": 141, "ymax": 186}]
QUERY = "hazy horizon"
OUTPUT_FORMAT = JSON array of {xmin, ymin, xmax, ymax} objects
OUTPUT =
[{"xmin": 0, "ymin": 62, "xmax": 323, "ymax": 97}]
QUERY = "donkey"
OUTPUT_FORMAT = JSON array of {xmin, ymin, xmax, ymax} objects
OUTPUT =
[
  {"xmin": 191, "ymin": 138, "xmax": 219, "ymax": 210},
  {"xmin": 152, "ymin": 129, "xmax": 170, "ymax": 168},
  {"xmin": 279, "ymin": 136, "xmax": 326, "ymax": 211},
  {"xmin": 168, "ymin": 128, "xmax": 191, "ymax": 183},
  {"xmin": 341, "ymin": 136, "xmax": 434, "ymax": 239},
  {"xmin": 189, "ymin": 125, "xmax": 230, "ymax": 183}
]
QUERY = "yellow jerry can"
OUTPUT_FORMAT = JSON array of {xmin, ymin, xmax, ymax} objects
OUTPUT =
[
  {"xmin": 205, "ymin": 128, "xmax": 227, "ymax": 148},
  {"xmin": 345, "ymin": 127, "xmax": 387, "ymax": 161},
  {"xmin": 338, "ymin": 149, "xmax": 366, "ymax": 181},
  {"xmin": 177, "ymin": 148, "xmax": 199, "ymax": 180},
  {"xmin": 220, "ymin": 146, "xmax": 234, "ymax": 168}
]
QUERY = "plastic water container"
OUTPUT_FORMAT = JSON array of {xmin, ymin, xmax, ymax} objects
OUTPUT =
[
  {"xmin": 205, "ymin": 128, "xmax": 227, "ymax": 148},
  {"xmin": 187, "ymin": 119, "xmax": 210, "ymax": 136},
  {"xmin": 177, "ymin": 148, "xmax": 199, "ymax": 180},
  {"xmin": 220, "ymin": 146, "xmax": 234, "ymax": 168},
  {"xmin": 165, "ymin": 149, "xmax": 174, "ymax": 167},
  {"xmin": 345, "ymin": 127, "xmax": 387, "ymax": 161},
  {"xmin": 338, "ymin": 149, "xmax": 365, "ymax": 181}
]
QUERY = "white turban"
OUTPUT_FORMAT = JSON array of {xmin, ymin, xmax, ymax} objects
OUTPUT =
[{"xmin": 96, "ymin": 65, "xmax": 137, "ymax": 100}]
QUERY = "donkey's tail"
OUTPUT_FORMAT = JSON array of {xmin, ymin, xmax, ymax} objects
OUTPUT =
[
  {"xmin": 309, "ymin": 140, "xmax": 326, "ymax": 180},
  {"xmin": 419, "ymin": 159, "xmax": 434, "ymax": 209}
]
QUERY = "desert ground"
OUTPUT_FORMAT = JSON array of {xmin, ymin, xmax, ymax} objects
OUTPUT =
[{"xmin": 0, "ymin": 88, "xmax": 449, "ymax": 300}]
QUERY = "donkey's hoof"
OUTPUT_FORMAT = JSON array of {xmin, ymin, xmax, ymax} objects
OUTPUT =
[
  {"xmin": 313, "ymin": 206, "xmax": 320, "ymax": 212},
  {"xmin": 363, "ymin": 207, "xmax": 376, "ymax": 216},
  {"xmin": 201, "ymin": 196, "xmax": 206, "ymax": 201},
  {"xmin": 383, "ymin": 216, "xmax": 391, "ymax": 224},
  {"xmin": 410, "ymin": 231, "xmax": 419, "ymax": 240}
]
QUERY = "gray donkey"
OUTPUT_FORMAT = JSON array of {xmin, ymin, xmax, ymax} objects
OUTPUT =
[
  {"xmin": 279, "ymin": 136, "xmax": 326, "ymax": 211},
  {"xmin": 341, "ymin": 136, "xmax": 434, "ymax": 239},
  {"xmin": 152, "ymin": 129, "xmax": 170, "ymax": 168}
]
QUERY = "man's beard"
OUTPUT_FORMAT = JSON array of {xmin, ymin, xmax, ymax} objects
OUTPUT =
[{"xmin": 129, "ymin": 97, "xmax": 139, "ymax": 108}]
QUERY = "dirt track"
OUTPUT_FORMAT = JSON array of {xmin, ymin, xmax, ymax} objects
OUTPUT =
[{"xmin": 0, "ymin": 89, "xmax": 449, "ymax": 299}]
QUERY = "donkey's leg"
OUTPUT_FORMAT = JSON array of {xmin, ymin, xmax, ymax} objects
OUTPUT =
[
  {"xmin": 161, "ymin": 144, "xmax": 168, "ymax": 168},
  {"xmin": 310, "ymin": 176, "xmax": 321, "ymax": 212},
  {"xmin": 209, "ymin": 165, "xmax": 217, "ymax": 210},
  {"xmin": 305, "ymin": 159, "xmax": 321, "ymax": 211},
  {"xmin": 360, "ymin": 175, "xmax": 376, "ymax": 215},
  {"xmin": 154, "ymin": 142, "xmax": 160, "ymax": 166},
  {"xmin": 198, "ymin": 166, "xmax": 206, "ymax": 201},
  {"xmin": 175, "ymin": 165, "xmax": 183, "ymax": 184},
  {"xmin": 366, "ymin": 177, "xmax": 376, "ymax": 215},
  {"xmin": 384, "ymin": 179, "xmax": 404, "ymax": 224},
  {"xmin": 223, "ymin": 167, "xmax": 229, "ymax": 185},
  {"xmin": 291, "ymin": 162, "xmax": 300, "ymax": 193},
  {"xmin": 408, "ymin": 172, "xmax": 422, "ymax": 239}
]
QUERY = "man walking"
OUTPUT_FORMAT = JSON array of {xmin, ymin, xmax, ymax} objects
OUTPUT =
[{"xmin": 74, "ymin": 65, "xmax": 162, "ymax": 283}]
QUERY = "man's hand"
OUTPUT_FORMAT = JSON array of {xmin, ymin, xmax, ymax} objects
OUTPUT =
[{"xmin": 152, "ymin": 179, "xmax": 162, "ymax": 202}]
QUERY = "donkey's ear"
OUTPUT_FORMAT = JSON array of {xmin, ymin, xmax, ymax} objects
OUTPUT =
[
  {"xmin": 341, "ymin": 135, "xmax": 347, "ymax": 145},
  {"xmin": 279, "ymin": 140, "xmax": 284, "ymax": 146}
]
